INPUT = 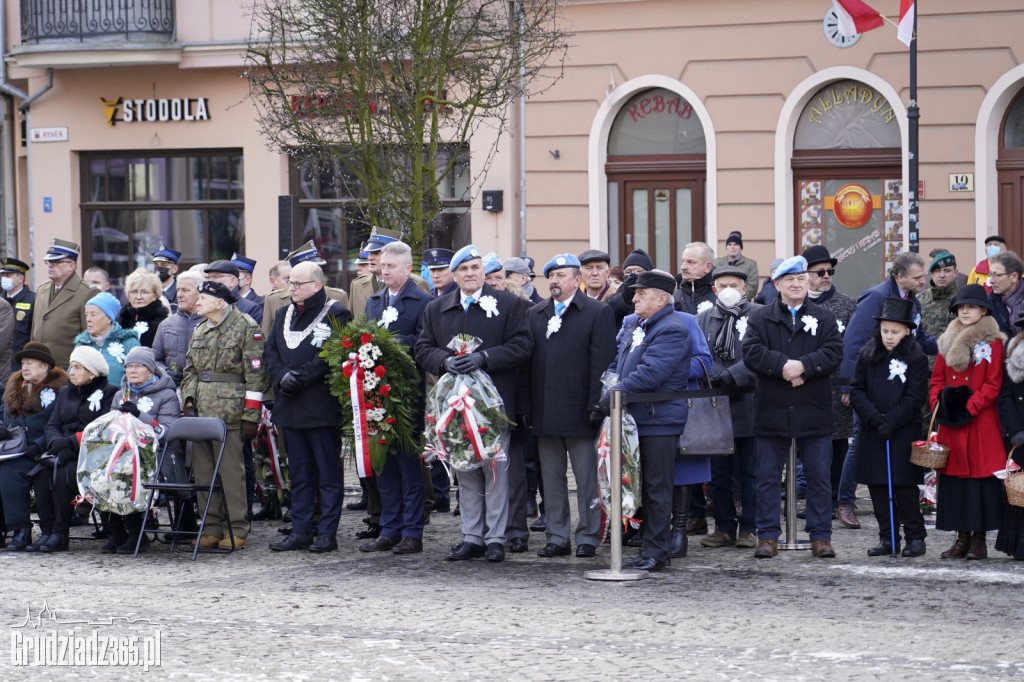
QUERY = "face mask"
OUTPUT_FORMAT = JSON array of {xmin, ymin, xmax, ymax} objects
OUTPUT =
[
  {"xmin": 717, "ymin": 287, "xmax": 742, "ymax": 308},
  {"xmin": 1, "ymin": 277, "xmax": 13, "ymax": 292},
  {"xmin": 156, "ymin": 266, "xmax": 171, "ymax": 280},
  {"xmin": 987, "ymin": 244, "xmax": 1002, "ymax": 259}
]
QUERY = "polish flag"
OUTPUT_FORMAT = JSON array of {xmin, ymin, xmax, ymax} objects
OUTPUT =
[
  {"xmin": 832, "ymin": 0, "xmax": 884, "ymax": 37},
  {"xmin": 898, "ymin": 0, "xmax": 915, "ymax": 46}
]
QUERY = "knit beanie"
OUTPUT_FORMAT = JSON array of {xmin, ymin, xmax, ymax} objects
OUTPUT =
[
  {"xmin": 86, "ymin": 291, "xmax": 121, "ymax": 324},
  {"xmin": 621, "ymin": 249, "xmax": 654, "ymax": 272},
  {"xmin": 124, "ymin": 345, "xmax": 157, "ymax": 375},
  {"xmin": 70, "ymin": 345, "xmax": 110, "ymax": 377}
]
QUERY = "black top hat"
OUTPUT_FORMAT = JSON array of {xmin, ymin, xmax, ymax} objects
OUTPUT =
[
  {"xmin": 873, "ymin": 297, "xmax": 916, "ymax": 329},
  {"xmin": 948, "ymin": 283, "xmax": 993, "ymax": 315},
  {"xmin": 801, "ymin": 244, "xmax": 837, "ymax": 268}
]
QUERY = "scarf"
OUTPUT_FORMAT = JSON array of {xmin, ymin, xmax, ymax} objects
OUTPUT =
[{"xmin": 713, "ymin": 300, "xmax": 744, "ymax": 362}]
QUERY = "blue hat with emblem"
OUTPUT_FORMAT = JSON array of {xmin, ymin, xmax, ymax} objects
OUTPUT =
[
  {"xmin": 43, "ymin": 238, "xmax": 80, "ymax": 262},
  {"xmin": 364, "ymin": 227, "xmax": 403, "ymax": 252},
  {"xmin": 483, "ymin": 252, "xmax": 503, "ymax": 275},
  {"xmin": 287, "ymin": 240, "xmax": 326, "ymax": 267},
  {"xmin": 151, "ymin": 244, "xmax": 181, "ymax": 264},
  {"xmin": 524, "ymin": 257, "xmax": 536, "ymax": 277},
  {"xmin": 450, "ymin": 245, "xmax": 482, "ymax": 272},
  {"xmin": 424, "ymin": 248, "xmax": 455, "ymax": 270},
  {"xmin": 543, "ymin": 253, "xmax": 582, "ymax": 278},
  {"xmin": 771, "ymin": 255, "xmax": 808, "ymax": 281},
  {"xmin": 355, "ymin": 242, "xmax": 371, "ymax": 265},
  {"xmin": 231, "ymin": 252, "xmax": 256, "ymax": 274}
]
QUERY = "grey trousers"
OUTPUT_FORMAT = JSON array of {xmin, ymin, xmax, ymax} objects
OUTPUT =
[
  {"xmin": 538, "ymin": 435, "xmax": 603, "ymax": 548},
  {"xmin": 458, "ymin": 459, "xmax": 509, "ymax": 546}
]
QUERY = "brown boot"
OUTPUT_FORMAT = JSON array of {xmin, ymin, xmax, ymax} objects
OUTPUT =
[
  {"xmin": 965, "ymin": 531, "xmax": 987, "ymax": 560},
  {"xmin": 836, "ymin": 503, "xmax": 861, "ymax": 529},
  {"xmin": 940, "ymin": 531, "xmax": 970, "ymax": 559}
]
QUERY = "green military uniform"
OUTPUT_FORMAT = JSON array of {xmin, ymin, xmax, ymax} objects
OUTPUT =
[
  {"xmin": 919, "ymin": 280, "xmax": 960, "ymax": 370},
  {"xmin": 182, "ymin": 306, "xmax": 267, "ymax": 541}
]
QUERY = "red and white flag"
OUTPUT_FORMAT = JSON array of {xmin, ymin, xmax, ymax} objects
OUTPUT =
[
  {"xmin": 832, "ymin": 0, "xmax": 885, "ymax": 37},
  {"xmin": 898, "ymin": 0, "xmax": 915, "ymax": 46}
]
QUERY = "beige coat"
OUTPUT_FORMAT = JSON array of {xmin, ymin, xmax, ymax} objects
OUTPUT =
[{"xmin": 31, "ymin": 271, "xmax": 93, "ymax": 368}]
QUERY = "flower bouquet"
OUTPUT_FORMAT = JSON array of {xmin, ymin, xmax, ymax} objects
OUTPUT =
[
  {"xmin": 424, "ymin": 334, "xmax": 511, "ymax": 472},
  {"xmin": 76, "ymin": 411, "xmax": 158, "ymax": 515},
  {"xmin": 595, "ymin": 409, "xmax": 642, "ymax": 526},
  {"xmin": 322, "ymin": 316, "xmax": 420, "ymax": 476}
]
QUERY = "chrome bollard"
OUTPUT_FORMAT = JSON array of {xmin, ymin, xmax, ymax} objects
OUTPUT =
[{"xmin": 779, "ymin": 438, "xmax": 811, "ymax": 551}]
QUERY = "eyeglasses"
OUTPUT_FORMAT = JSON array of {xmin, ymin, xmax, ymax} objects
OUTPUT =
[
  {"xmin": 127, "ymin": 289, "xmax": 154, "ymax": 297},
  {"xmin": 808, "ymin": 268, "xmax": 835, "ymax": 277},
  {"xmin": 990, "ymin": 272, "xmax": 1014, "ymax": 279},
  {"xmin": 47, "ymin": 259, "xmax": 74, "ymax": 266},
  {"xmin": 287, "ymin": 280, "xmax": 314, "ymax": 289}
]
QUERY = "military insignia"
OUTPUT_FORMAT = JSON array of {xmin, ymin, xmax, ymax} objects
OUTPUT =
[
  {"xmin": 14, "ymin": 302, "xmax": 30, "ymax": 310},
  {"xmin": 16, "ymin": 311, "xmax": 24, "ymax": 321},
  {"xmin": 253, "ymin": 332, "xmax": 263, "ymax": 341},
  {"xmin": 556, "ymin": 257, "xmax": 566, "ymax": 266},
  {"xmin": 250, "ymin": 358, "xmax": 262, "ymax": 370},
  {"xmin": 470, "ymin": 248, "xmax": 479, "ymax": 257},
  {"xmin": 430, "ymin": 249, "xmax": 437, "ymax": 257}
]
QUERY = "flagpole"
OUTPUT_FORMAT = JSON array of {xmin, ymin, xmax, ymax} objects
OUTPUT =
[{"xmin": 907, "ymin": 0, "xmax": 919, "ymax": 253}]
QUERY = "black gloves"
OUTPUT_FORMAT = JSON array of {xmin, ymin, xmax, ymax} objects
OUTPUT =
[
  {"xmin": 516, "ymin": 414, "xmax": 532, "ymax": 432},
  {"xmin": 1011, "ymin": 431, "xmax": 1024, "ymax": 449},
  {"xmin": 279, "ymin": 371, "xmax": 302, "ymax": 394},
  {"xmin": 0, "ymin": 425, "xmax": 10, "ymax": 441},
  {"xmin": 711, "ymin": 372, "xmax": 735, "ymax": 388},
  {"xmin": 240, "ymin": 420, "xmax": 259, "ymax": 442},
  {"xmin": 445, "ymin": 353, "xmax": 485, "ymax": 375},
  {"xmin": 867, "ymin": 414, "xmax": 886, "ymax": 431},
  {"xmin": 119, "ymin": 401, "xmax": 141, "ymax": 418},
  {"xmin": 620, "ymin": 273, "xmax": 638, "ymax": 303},
  {"xmin": 589, "ymin": 411, "xmax": 605, "ymax": 427},
  {"xmin": 25, "ymin": 443, "xmax": 40, "ymax": 460},
  {"xmin": 876, "ymin": 422, "xmax": 893, "ymax": 441},
  {"xmin": 55, "ymin": 446, "xmax": 77, "ymax": 463}
]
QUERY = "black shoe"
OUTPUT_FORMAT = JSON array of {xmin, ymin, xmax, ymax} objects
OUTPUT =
[
  {"xmin": 355, "ymin": 524, "xmax": 381, "ymax": 539},
  {"xmin": 537, "ymin": 542, "xmax": 571, "ymax": 558},
  {"xmin": 452, "ymin": 505, "xmax": 461, "ymax": 517},
  {"xmin": 309, "ymin": 535, "xmax": 338, "ymax": 553},
  {"xmin": 576, "ymin": 544, "xmax": 597, "ymax": 558},
  {"xmin": 25, "ymin": 533, "xmax": 51, "ymax": 552},
  {"xmin": 485, "ymin": 542, "xmax": 505, "ymax": 562},
  {"xmin": 277, "ymin": 526, "xmax": 293, "ymax": 535},
  {"xmin": 251, "ymin": 506, "xmax": 281, "ymax": 521},
  {"xmin": 359, "ymin": 535, "xmax": 399, "ymax": 552},
  {"xmin": 446, "ymin": 542, "xmax": 485, "ymax": 561},
  {"xmin": 433, "ymin": 502, "xmax": 451, "ymax": 514},
  {"xmin": 507, "ymin": 537, "xmax": 529, "ymax": 553},
  {"xmin": 622, "ymin": 552, "xmax": 646, "ymax": 567},
  {"xmin": 392, "ymin": 537, "xmax": 423, "ymax": 554},
  {"xmin": 7, "ymin": 528, "xmax": 32, "ymax": 551},
  {"xmin": 867, "ymin": 541, "xmax": 900, "ymax": 557},
  {"xmin": 529, "ymin": 514, "xmax": 547, "ymax": 532},
  {"xmin": 346, "ymin": 497, "xmax": 368, "ymax": 511},
  {"xmin": 38, "ymin": 532, "xmax": 70, "ymax": 553},
  {"xmin": 526, "ymin": 499, "xmax": 539, "ymax": 518},
  {"xmin": 270, "ymin": 533, "xmax": 314, "ymax": 551},
  {"xmin": 116, "ymin": 534, "xmax": 148, "ymax": 554},
  {"xmin": 69, "ymin": 511, "xmax": 89, "ymax": 527},
  {"xmin": 632, "ymin": 556, "xmax": 668, "ymax": 571},
  {"xmin": 902, "ymin": 538, "xmax": 926, "ymax": 557}
]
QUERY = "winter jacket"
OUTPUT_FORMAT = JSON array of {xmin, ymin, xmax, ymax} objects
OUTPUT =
[
  {"xmin": 929, "ymin": 315, "xmax": 1006, "ymax": 478},
  {"xmin": 742, "ymin": 296, "xmax": 843, "ymax": 438},
  {"xmin": 850, "ymin": 333, "xmax": 928, "ymax": 486},
  {"xmin": 997, "ymin": 333, "xmax": 1024, "ymax": 463},
  {"xmin": 152, "ymin": 308, "xmax": 203, "ymax": 383},
  {"xmin": 44, "ymin": 376, "xmax": 119, "ymax": 464},
  {"xmin": 674, "ymin": 271, "xmax": 716, "ymax": 315},
  {"xmin": 809, "ymin": 286, "xmax": 857, "ymax": 439},
  {"xmin": 754, "ymin": 278, "xmax": 778, "ymax": 306},
  {"xmin": 117, "ymin": 298, "xmax": 169, "ymax": 348},
  {"xmin": 712, "ymin": 254, "xmax": 760, "ymax": 301},
  {"xmin": 1, "ymin": 368, "xmax": 69, "ymax": 457},
  {"xmin": 114, "ymin": 369, "xmax": 182, "ymax": 434},
  {"xmin": 72, "ymin": 323, "xmax": 141, "ymax": 388},
  {"xmin": 696, "ymin": 301, "xmax": 760, "ymax": 438}
]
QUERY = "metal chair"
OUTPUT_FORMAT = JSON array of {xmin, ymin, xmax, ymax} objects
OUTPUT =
[{"xmin": 134, "ymin": 417, "xmax": 233, "ymax": 560}]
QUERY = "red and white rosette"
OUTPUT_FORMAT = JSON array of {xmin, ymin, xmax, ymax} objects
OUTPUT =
[
  {"xmin": 345, "ymin": 352, "xmax": 374, "ymax": 478},
  {"xmin": 434, "ymin": 385, "xmax": 487, "ymax": 464}
]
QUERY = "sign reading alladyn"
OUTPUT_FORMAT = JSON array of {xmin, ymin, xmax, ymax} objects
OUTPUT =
[{"xmin": 100, "ymin": 96, "xmax": 210, "ymax": 126}]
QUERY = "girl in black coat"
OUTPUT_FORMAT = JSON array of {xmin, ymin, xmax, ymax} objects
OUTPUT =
[{"xmin": 850, "ymin": 298, "xmax": 929, "ymax": 557}]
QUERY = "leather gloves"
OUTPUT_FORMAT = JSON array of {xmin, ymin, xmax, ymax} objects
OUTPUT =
[
  {"xmin": 619, "ymin": 273, "xmax": 638, "ymax": 304},
  {"xmin": 876, "ymin": 422, "xmax": 893, "ymax": 441},
  {"xmin": 867, "ymin": 414, "xmax": 886, "ymax": 431},
  {"xmin": 240, "ymin": 420, "xmax": 259, "ymax": 442},
  {"xmin": 589, "ymin": 411, "xmax": 605, "ymax": 427},
  {"xmin": 445, "ymin": 353, "xmax": 485, "ymax": 375},
  {"xmin": 119, "ymin": 401, "xmax": 141, "ymax": 418},
  {"xmin": 1011, "ymin": 431, "xmax": 1024, "ymax": 449},
  {"xmin": 279, "ymin": 371, "xmax": 302, "ymax": 394},
  {"xmin": 711, "ymin": 372, "xmax": 735, "ymax": 388}
]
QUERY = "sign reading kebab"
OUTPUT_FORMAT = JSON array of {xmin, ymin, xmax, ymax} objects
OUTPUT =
[{"xmin": 100, "ymin": 96, "xmax": 210, "ymax": 126}]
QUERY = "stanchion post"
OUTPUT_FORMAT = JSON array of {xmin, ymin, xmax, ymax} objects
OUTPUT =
[
  {"xmin": 586, "ymin": 389, "xmax": 646, "ymax": 581},
  {"xmin": 780, "ymin": 438, "xmax": 811, "ymax": 551}
]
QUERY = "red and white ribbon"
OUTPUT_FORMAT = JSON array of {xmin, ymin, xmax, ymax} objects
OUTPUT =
[
  {"xmin": 106, "ymin": 418, "xmax": 143, "ymax": 504},
  {"xmin": 260, "ymin": 407, "xmax": 285, "ymax": 489},
  {"xmin": 346, "ymin": 353, "xmax": 373, "ymax": 478},
  {"xmin": 434, "ymin": 385, "xmax": 486, "ymax": 463}
]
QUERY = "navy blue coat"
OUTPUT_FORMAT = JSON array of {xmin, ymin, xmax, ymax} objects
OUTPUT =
[
  {"xmin": 366, "ymin": 278, "xmax": 433, "ymax": 349},
  {"xmin": 608, "ymin": 304, "xmax": 692, "ymax": 437},
  {"xmin": 235, "ymin": 289, "xmax": 263, "ymax": 326},
  {"xmin": 841, "ymin": 275, "xmax": 937, "ymax": 384},
  {"xmin": 527, "ymin": 293, "xmax": 617, "ymax": 437},
  {"xmin": 415, "ymin": 284, "xmax": 533, "ymax": 417}
]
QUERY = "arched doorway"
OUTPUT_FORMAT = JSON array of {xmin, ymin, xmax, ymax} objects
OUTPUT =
[
  {"xmin": 605, "ymin": 88, "xmax": 706, "ymax": 271},
  {"xmin": 792, "ymin": 79, "xmax": 903, "ymax": 296},
  {"xmin": 998, "ymin": 90, "xmax": 1024, "ymax": 255}
]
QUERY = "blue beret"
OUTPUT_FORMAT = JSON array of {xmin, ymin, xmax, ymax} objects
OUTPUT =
[
  {"xmin": 483, "ymin": 252, "xmax": 503, "ymax": 275},
  {"xmin": 543, "ymin": 253, "xmax": 582, "ymax": 277},
  {"xmin": 450, "ymin": 245, "xmax": 482, "ymax": 272},
  {"xmin": 424, "ymin": 248, "xmax": 455, "ymax": 269},
  {"xmin": 771, "ymin": 255, "xmax": 808, "ymax": 281}
]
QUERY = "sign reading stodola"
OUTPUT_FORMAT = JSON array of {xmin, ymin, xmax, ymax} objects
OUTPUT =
[{"xmin": 101, "ymin": 97, "xmax": 210, "ymax": 126}]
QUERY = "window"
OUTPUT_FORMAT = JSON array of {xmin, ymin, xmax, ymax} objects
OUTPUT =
[{"xmin": 81, "ymin": 150, "xmax": 245, "ymax": 289}]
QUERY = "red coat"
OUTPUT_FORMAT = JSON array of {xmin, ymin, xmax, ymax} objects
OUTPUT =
[{"xmin": 929, "ymin": 317, "xmax": 1006, "ymax": 478}]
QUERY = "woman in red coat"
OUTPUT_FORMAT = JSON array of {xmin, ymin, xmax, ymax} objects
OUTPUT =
[{"xmin": 930, "ymin": 284, "xmax": 1007, "ymax": 560}]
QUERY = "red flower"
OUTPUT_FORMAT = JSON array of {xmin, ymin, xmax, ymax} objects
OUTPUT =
[
  {"xmin": 341, "ymin": 337, "xmax": 353, "ymax": 348},
  {"xmin": 378, "ymin": 438, "xmax": 387, "ymax": 445},
  {"xmin": 386, "ymin": 417, "xmax": 396, "ymax": 425},
  {"xmin": 342, "ymin": 365, "xmax": 353, "ymax": 378},
  {"xmin": 479, "ymin": 426, "xmax": 489, "ymax": 434},
  {"xmin": 379, "ymin": 385, "xmax": 391, "ymax": 397},
  {"xmin": 425, "ymin": 415, "xmax": 436, "ymax": 422},
  {"xmin": 361, "ymin": 333, "xmax": 373, "ymax": 345},
  {"xmin": 374, "ymin": 366, "xmax": 387, "ymax": 378}
]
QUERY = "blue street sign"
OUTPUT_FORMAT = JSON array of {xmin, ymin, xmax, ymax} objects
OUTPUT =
[{"xmin": 43, "ymin": 197, "xmax": 52, "ymax": 213}]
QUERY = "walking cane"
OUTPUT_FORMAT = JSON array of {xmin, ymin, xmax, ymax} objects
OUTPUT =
[{"xmin": 885, "ymin": 439, "xmax": 898, "ymax": 556}]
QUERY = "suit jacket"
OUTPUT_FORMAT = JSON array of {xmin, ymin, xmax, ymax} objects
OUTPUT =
[
  {"xmin": 31, "ymin": 271, "xmax": 93, "ymax": 369},
  {"xmin": 365, "ymin": 278, "xmax": 433, "ymax": 349},
  {"xmin": 352, "ymin": 273, "xmax": 430, "ymax": 316},
  {"xmin": 527, "ymin": 293, "xmax": 616, "ymax": 437},
  {"xmin": 414, "ymin": 284, "xmax": 533, "ymax": 417}
]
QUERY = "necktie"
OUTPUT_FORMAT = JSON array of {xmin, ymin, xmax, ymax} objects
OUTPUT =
[
  {"xmin": 901, "ymin": 292, "xmax": 908, "ymax": 300},
  {"xmin": 555, "ymin": 302, "xmax": 566, "ymax": 317},
  {"xmin": 464, "ymin": 296, "xmax": 475, "ymax": 312},
  {"xmin": 388, "ymin": 294, "xmax": 396, "ymax": 307}
]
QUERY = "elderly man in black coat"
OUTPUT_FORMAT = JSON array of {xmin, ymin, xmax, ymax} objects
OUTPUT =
[
  {"xmin": 264, "ymin": 261, "xmax": 352, "ymax": 553},
  {"xmin": 527, "ymin": 253, "xmax": 617, "ymax": 559},
  {"xmin": 742, "ymin": 255, "xmax": 844, "ymax": 560},
  {"xmin": 415, "ymin": 245, "xmax": 533, "ymax": 563}
]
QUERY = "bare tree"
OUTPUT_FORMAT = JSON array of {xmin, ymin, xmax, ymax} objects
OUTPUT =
[{"xmin": 245, "ymin": 0, "xmax": 569, "ymax": 250}]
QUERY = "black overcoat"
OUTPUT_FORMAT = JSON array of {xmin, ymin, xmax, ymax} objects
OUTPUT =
[{"xmin": 44, "ymin": 376, "xmax": 119, "ymax": 461}]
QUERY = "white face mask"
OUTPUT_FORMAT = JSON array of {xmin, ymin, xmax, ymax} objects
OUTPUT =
[
  {"xmin": 1, "ymin": 277, "xmax": 14, "ymax": 292},
  {"xmin": 987, "ymin": 244, "xmax": 1002, "ymax": 259},
  {"xmin": 716, "ymin": 286, "xmax": 742, "ymax": 309}
]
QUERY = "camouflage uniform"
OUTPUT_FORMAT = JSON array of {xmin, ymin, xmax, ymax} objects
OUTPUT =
[
  {"xmin": 182, "ymin": 306, "xmax": 267, "ymax": 540},
  {"xmin": 918, "ymin": 281, "xmax": 960, "ymax": 370}
]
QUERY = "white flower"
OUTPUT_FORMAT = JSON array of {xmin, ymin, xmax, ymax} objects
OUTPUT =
[
  {"xmin": 837, "ymin": 319, "xmax": 846, "ymax": 334},
  {"xmin": 363, "ymin": 376, "xmax": 380, "ymax": 392},
  {"xmin": 310, "ymin": 322, "xmax": 331, "ymax": 348},
  {"xmin": 887, "ymin": 358, "xmax": 908, "ymax": 383},
  {"xmin": 366, "ymin": 407, "xmax": 387, "ymax": 422},
  {"xmin": 40, "ymin": 388, "xmax": 56, "ymax": 408},
  {"xmin": 974, "ymin": 341, "xmax": 992, "ymax": 365},
  {"xmin": 133, "ymin": 321, "xmax": 149, "ymax": 337},
  {"xmin": 478, "ymin": 295, "xmax": 499, "ymax": 318},
  {"xmin": 107, "ymin": 342, "xmax": 126, "ymax": 364},
  {"xmin": 696, "ymin": 300, "xmax": 713, "ymax": 314},
  {"xmin": 88, "ymin": 389, "xmax": 103, "ymax": 412},
  {"xmin": 630, "ymin": 327, "xmax": 645, "ymax": 352},
  {"xmin": 735, "ymin": 316, "xmax": 748, "ymax": 341},
  {"xmin": 546, "ymin": 315, "xmax": 562, "ymax": 339},
  {"xmin": 138, "ymin": 396, "xmax": 154, "ymax": 414},
  {"xmin": 378, "ymin": 306, "xmax": 399, "ymax": 329},
  {"xmin": 801, "ymin": 315, "xmax": 818, "ymax": 336}
]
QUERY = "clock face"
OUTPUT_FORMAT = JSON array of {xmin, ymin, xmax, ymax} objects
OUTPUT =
[{"xmin": 823, "ymin": 7, "xmax": 862, "ymax": 48}]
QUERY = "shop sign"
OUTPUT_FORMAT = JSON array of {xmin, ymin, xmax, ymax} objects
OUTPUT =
[
  {"xmin": 30, "ymin": 127, "xmax": 68, "ymax": 142},
  {"xmin": 100, "ymin": 97, "xmax": 210, "ymax": 126}
]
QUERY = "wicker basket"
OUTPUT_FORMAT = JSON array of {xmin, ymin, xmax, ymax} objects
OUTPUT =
[
  {"xmin": 1006, "ymin": 448, "xmax": 1024, "ymax": 508},
  {"xmin": 910, "ymin": 406, "xmax": 949, "ymax": 469}
]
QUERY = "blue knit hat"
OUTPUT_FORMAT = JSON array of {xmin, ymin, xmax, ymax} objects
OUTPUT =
[{"xmin": 86, "ymin": 291, "xmax": 120, "ymax": 323}]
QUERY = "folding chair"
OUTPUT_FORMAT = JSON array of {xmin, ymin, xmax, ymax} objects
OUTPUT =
[{"xmin": 134, "ymin": 417, "xmax": 233, "ymax": 560}]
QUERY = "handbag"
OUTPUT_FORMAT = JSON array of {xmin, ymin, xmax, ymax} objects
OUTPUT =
[
  {"xmin": 677, "ymin": 358, "xmax": 735, "ymax": 457},
  {"xmin": 0, "ymin": 425, "xmax": 29, "ymax": 461}
]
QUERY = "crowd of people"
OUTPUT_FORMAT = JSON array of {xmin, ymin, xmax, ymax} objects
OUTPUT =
[{"xmin": 0, "ymin": 229, "xmax": 1022, "ymax": 571}]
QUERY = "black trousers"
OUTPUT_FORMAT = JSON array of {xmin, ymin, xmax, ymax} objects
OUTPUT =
[
  {"xmin": 33, "ymin": 463, "xmax": 78, "ymax": 533},
  {"xmin": 639, "ymin": 435, "xmax": 677, "ymax": 562},
  {"xmin": 868, "ymin": 484, "xmax": 926, "ymax": 544}
]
